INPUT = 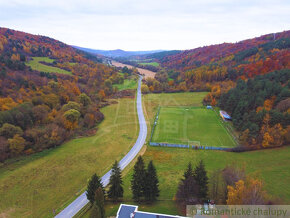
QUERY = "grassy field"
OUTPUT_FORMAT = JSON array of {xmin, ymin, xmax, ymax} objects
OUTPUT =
[
  {"xmin": 114, "ymin": 78, "xmax": 138, "ymax": 91},
  {"xmin": 115, "ymin": 146, "xmax": 290, "ymax": 212},
  {"xmin": 83, "ymin": 92, "xmax": 290, "ymax": 217},
  {"xmin": 152, "ymin": 107, "xmax": 237, "ymax": 147},
  {"xmin": 139, "ymin": 62, "xmax": 160, "ymax": 67},
  {"xmin": 84, "ymin": 145, "xmax": 290, "ymax": 217},
  {"xmin": 0, "ymin": 97, "xmax": 139, "ymax": 218},
  {"xmin": 26, "ymin": 57, "xmax": 72, "ymax": 75}
]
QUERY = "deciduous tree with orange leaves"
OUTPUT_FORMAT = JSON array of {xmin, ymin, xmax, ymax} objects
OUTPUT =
[{"xmin": 227, "ymin": 176, "xmax": 266, "ymax": 205}]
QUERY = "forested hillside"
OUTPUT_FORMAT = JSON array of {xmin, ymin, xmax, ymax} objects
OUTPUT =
[
  {"xmin": 0, "ymin": 28, "xmax": 125, "ymax": 161},
  {"xmin": 140, "ymin": 30, "xmax": 290, "ymax": 148},
  {"xmin": 141, "ymin": 30, "xmax": 290, "ymax": 94},
  {"xmin": 219, "ymin": 69, "xmax": 290, "ymax": 148}
]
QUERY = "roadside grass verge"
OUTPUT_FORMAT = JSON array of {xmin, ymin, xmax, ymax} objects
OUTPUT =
[{"xmin": 0, "ymin": 97, "xmax": 138, "ymax": 217}]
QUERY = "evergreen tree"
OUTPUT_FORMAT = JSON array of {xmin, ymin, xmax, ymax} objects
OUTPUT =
[
  {"xmin": 193, "ymin": 160, "xmax": 209, "ymax": 202},
  {"xmin": 176, "ymin": 162, "xmax": 200, "ymax": 205},
  {"xmin": 145, "ymin": 160, "xmax": 160, "ymax": 202},
  {"xmin": 176, "ymin": 175, "xmax": 199, "ymax": 205},
  {"xmin": 183, "ymin": 162, "xmax": 193, "ymax": 180},
  {"xmin": 86, "ymin": 173, "xmax": 104, "ymax": 204},
  {"xmin": 90, "ymin": 204, "xmax": 101, "ymax": 218},
  {"xmin": 94, "ymin": 187, "xmax": 105, "ymax": 218},
  {"xmin": 131, "ymin": 156, "xmax": 146, "ymax": 201},
  {"xmin": 108, "ymin": 161, "xmax": 124, "ymax": 201}
]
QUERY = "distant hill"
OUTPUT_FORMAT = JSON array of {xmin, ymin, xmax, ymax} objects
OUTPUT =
[
  {"xmin": 72, "ymin": 46, "xmax": 165, "ymax": 58},
  {"xmin": 141, "ymin": 29, "xmax": 290, "ymax": 98},
  {"xmin": 134, "ymin": 50, "xmax": 182, "ymax": 60},
  {"xmin": 160, "ymin": 30, "xmax": 290, "ymax": 74}
]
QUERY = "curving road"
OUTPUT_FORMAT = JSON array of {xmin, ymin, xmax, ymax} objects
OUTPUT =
[{"xmin": 55, "ymin": 75, "xmax": 147, "ymax": 218}]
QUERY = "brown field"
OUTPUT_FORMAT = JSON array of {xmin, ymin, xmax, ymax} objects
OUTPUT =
[{"xmin": 111, "ymin": 61, "xmax": 155, "ymax": 78}]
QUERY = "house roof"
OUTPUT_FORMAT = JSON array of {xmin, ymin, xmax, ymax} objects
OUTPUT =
[
  {"xmin": 116, "ymin": 204, "xmax": 138, "ymax": 218},
  {"xmin": 116, "ymin": 204, "xmax": 185, "ymax": 218},
  {"xmin": 134, "ymin": 211, "xmax": 182, "ymax": 218}
]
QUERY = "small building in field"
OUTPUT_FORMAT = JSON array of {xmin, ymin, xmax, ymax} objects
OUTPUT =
[
  {"xmin": 117, "ymin": 204, "xmax": 185, "ymax": 218},
  {"xmin": 220, "ymin": 110, "xmax": 231, "ymax": 121},
  {"xmin": 206, "ymin": 105, "xmax": 213, "ymax": 109}
]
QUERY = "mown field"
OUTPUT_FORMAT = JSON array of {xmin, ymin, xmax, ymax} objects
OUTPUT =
[
  {"xmin": 83, "ymin": 92, "xmax": 290, "ymax": 217},
  {"xmin": 113, "ymin": 78, "xmax": 138, "ymax": 91},
  {"xmin": 26, "ymin": 57, "xmax": 72, "ymax": 75},
  {"xmin": 139, "ymin": 62, "xmax": 160, "ymax": 67},
  {"xmin": 152, "ymin": 107, "xmax": 236, "ymax": 147},
  {"xmin": 0, "ymin": 97, "xmax": 139, "ymax": 218}
]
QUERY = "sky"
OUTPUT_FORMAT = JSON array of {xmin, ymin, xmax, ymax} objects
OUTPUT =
[{"xmin": 0, "ymin": 0, "xmax": 289, "ymax": 51}]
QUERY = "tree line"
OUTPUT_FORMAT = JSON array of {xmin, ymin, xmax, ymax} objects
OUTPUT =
[
  {"xmin": 87, "ymin": 158, "xmax": 271, "ymax": 217},
  {"xmin": 86, "ymin": 157, "xmax": 159, "ymax": 218}
]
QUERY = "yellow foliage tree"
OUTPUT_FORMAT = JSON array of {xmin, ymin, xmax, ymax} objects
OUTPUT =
[
  {"xmin": 8, "ymin": 134, "xmax": 26, "ymax": 155},
  {"xmin": 271, "ymin": 123, "xmax": 286, "ymax": 146},
  {"xmin": 0, "ymin": 97, "xmax": 18, "ymax": 111},
  {"xmin": 263, "ymin": 96, "xmax": 276, "ymax": 111},
  {"xmin": 11, "ymin": 53, "xmax": 20, "ymax": 61},
  {"xmin": 262, "ymin": 132, "xmax": 274, "ymax": 147},
  {"xmin": 227, "ymin": 177, "xmax": 266, "ymax": 205},
  {"xmin": 227, "ymin": 180, "xmax": 245, "ymax": 205}
]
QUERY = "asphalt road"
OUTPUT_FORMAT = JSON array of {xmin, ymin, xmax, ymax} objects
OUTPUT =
[{"xmin": 55, "ymin": 75, "xmax": 147, "ymax": 218}]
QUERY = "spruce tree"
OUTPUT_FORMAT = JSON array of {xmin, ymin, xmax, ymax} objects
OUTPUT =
[
  {"xmin": 90, "ymin": 204, "xmax": 101, "ymax": 218},
  {"xmin": 193, "ymin": 160, "xmax": 209, "ymax": 202},
  {"xmin": 94, "ymin": 187, "xmax": 105, "ymax": 218},
  {"xmin": 183, "ymin": 162, "xmax": 193, "ymax": 180},
  {"xmin": 145, "ymin": 160, "xmax": 160, "ymax": 202},
  {"xmin": 131, "ymin": 156, "xmax": 146, "ymax": 201},
  {"xmin": 176, "ymin": 175, "xmax": 199, "ymax": 205},
  {"xmin": 108, "ymin": 161, "xmax": 124, "ymax": 201},
  {"xmin": 86, "ymin": 173, "xmax": 104, "ymax": 204}
]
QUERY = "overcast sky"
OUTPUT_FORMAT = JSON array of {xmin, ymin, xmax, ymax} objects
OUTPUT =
[{"xmin": 0, "ymin": 0, "xmax": 289, "ymax": 51}]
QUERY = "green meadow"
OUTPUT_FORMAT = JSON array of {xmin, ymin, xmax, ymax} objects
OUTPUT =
[
  {"xmin": 26, "ymin": 57, "xmax": 72, "ymax": 75},
  {"xmin": 0, "ymin": 97, "xmax": 138, "ymax": 217},
  {"xmin": 139, "ymin": 62, "xmax": 160, "ymax": 67},
  {"xmin": 82, "ymin": 92, "xmax": 290, "ymax": 217},
  {"xmin": 114, "ymin": 79, "xmax": 138, "ymax": 91}
]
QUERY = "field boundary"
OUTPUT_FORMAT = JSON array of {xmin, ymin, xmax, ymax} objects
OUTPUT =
[
  {"xmin": 212, "ymin": 108, "xmax": 240, "ymax": 147},
  {"xmin": 149, "ymin": 106, "xmax": 237, "ymax": 151},
  {"xmin": 149, "ymin": 106, "xmax": 161, "ymax": 142},
  {"xmin": 149, "ymin": 142, "xmax": 231, "ymax": 151}
]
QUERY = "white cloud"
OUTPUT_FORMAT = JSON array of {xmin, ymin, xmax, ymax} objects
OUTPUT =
[{"xmin": 0, "ymin": 0, "xmax": 289, "ymax": 50}]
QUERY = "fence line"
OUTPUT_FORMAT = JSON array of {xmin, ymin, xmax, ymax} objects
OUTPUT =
[
  {"xmin": 149, "ymin": 142, "xmax": 231, "ymax": 151},
  {"xmin": 213, "ymin": 108, "xmax": 240, "ymax": 147},
  {"xmin": 149, "ymin": 106, "xmax": 161, "ymax": 143}
]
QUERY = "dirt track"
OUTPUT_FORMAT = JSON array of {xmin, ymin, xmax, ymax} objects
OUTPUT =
[{"xmin": 111, "ymin": 60, "xmax": 155, "ymax": 79}]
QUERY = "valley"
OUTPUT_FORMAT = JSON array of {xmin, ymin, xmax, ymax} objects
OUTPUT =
[
  {"xmin": 0, "ymin": 25, "xmax": 289, "ymax": 218},
  {"xmin": 111, "ymin": 61, "xmax": 156, "ymax": 79}
]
